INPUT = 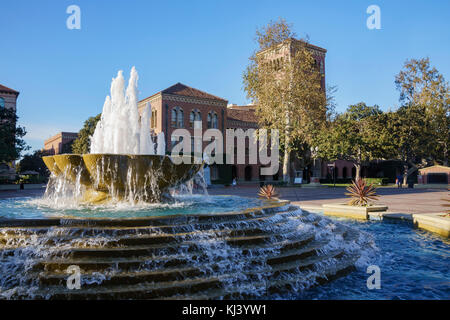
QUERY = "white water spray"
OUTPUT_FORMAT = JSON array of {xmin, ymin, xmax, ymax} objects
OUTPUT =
[{"xmin": 90, "ymin": 67, "xmax": 160, "ymax": 155}]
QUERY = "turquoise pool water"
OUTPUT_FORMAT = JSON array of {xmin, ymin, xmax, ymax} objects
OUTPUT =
[
  {"xmin": 297, "ymin": 217, "xmax": 450, "ymax": 300},
  {"xmin": 0, "ymin": 195, "xmax": 263, "ymax": 219}
]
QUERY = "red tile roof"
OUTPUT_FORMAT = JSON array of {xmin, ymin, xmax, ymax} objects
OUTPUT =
[
  {"xmin": 0, "ymin": 84, "xmax": 19, "ymax": 95},
  {"xmin": 227, "ymin": 108, "xmax": 258, "ymax": 123},
  {"xmin": 141, "ymin": 83, "xmax": 227, "ymax": 102}
]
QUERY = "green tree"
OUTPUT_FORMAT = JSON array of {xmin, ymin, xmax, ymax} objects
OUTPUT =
[
  {"xmin": 385, "ymin": 104, "xmax": 433, "ymax": 185},
  {"xmin": 0, "ymin": 108, "xmax": 29, "ymax": 164},
  {"xmin": 312, "ymin": 103, "xmax": 389, "ymax": 181},
  {"xmin": 17, "ymin": 150, "xmax": 49, "ymax": 177},
  {"xmin": 243, "ymin": 18, "xmax": 329, "ymax": 182},
  {"xmin": 71, "ymin": 114, "xmax": 101, "ymax": 154},
  {"xmin": 395, "ymin": 58, "xmax": 450, "ymax": 165}
]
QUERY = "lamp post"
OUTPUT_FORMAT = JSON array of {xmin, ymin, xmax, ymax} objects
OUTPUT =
[{"xmin": 309, "ymin": 146, "xmax": 321, "ymax": 185}]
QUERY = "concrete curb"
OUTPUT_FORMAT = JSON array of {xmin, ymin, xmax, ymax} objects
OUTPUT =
[{"xmin": 294, "ymin": 202, "xmax": 449, "ymax": 238}]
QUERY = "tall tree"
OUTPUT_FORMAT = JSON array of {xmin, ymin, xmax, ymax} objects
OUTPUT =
[
  {"xmin": 0, "ymin": 108, "xmax": 29, "ymax": 164},
  {"xmin": 243, "ymin": 18, "xmax": 328, "ymax": 182},
  {"xmin": 312, "ymin": 103, "xmax": 389, "ymax": 181},
  {"xmin": 395, "ymin": 58, "xmax": 450, "ymax": 165},
  {"xmin": 71, "ymin": 114, "xmax": 101, "ymax": 154},
  {"xmin": 385, "ymin": 104, "xmax": 432, "ymax": 185}
]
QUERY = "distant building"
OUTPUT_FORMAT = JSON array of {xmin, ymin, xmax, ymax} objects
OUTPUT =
[
  {"xmin": 0, "ymin": 84, "xmax": 20, "ymax": 180},
  {"xmin": 138, "ymin": 83, "xmax": 270, "ymax": 184},
  {"xmin": 256, "ymin": 38, "xmax": 327, "ymax": 90},
  {"xmin": 44, "ymin": 132, "xmax": 78, "ymax": 155},
  {"xmin": 418, "ymin": 165, "xmax": 450, "ymax": 185},
  {"xmin": 0, "ymin": 84, "xmax": 19, "ymax": 111}
]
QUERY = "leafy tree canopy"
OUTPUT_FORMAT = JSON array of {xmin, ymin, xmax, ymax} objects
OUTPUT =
[
  {"xmin": 0, "ymin": 108, "xmax": 29, "ymax": 164},
  {"xmin": 71, "ymin": 114, "xmax": 101, "ymax": 154}
]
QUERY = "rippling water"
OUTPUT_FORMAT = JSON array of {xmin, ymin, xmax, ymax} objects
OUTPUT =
[
  {"xmin": 297, "ymin": 217, "xmax": 450, "ymax": 300},
  {"xmin": 0, "ymin": 196, "xmax": 448, "ymax": 300},
  {"xmin": 0, "ymin": 195, "xmax": 263, "ymax": 219}
]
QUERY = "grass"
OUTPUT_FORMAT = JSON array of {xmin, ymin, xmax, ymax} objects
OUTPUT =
[{"xmin": 322, "ymin": 183, "xmax": 397, "ymax": 188}]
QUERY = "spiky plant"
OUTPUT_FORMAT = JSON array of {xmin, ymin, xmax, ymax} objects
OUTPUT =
[
  {"xmin": 258, "ymin": 184, "xmax": 279, "ymax": 200},
  {"xmin": 345, "ymin": 179, "xmax": 379, "ymax": 206}
]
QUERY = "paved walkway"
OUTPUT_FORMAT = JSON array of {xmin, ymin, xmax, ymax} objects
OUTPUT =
[
  {"xmin": 208, "ymin": 185, "xmax": 449, "ymax": 214},
  {"xmin": 1, "ymin": 184, "xmax": 448, "ymax": 215}
]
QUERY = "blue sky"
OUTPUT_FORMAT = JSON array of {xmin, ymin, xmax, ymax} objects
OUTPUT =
[{"xmin": 1, "ymin": 0, "xmax": 449, "ymax": 152}]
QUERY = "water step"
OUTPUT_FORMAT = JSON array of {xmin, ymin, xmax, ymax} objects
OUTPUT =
[
  {"xmin": 37, "ymin": 276, "xmax": 225, "ymax": 300},
  {"xmin": 32, "ymin": 234, "xmax": 320, "ymax": 274},
  {"xmin": 161, "ymin": 252, "xmax": 356, "ymax": 300},
  {"xmin": 35, "ymin": 239, "xmax": 332, "ymax": 290},
  {"xmin": 33, "ymin": 250, "xmax": 347, "ymax": 300}
]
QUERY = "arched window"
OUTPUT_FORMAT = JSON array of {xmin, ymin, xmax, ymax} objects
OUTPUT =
[
  {"xmin": 212, "ymin": 113, "xmax": 218, "ymax": 129},
  {"xmin": 207, "ymin": 111, "xmax": 218, "ymax": 129},
  {"xmin": 207, "ymin": 112, "xmax": 212, "ymax": 129},
  {"xmin": 171, "ymin": 107, "xmax": 184, "ymax": 128},
  {"xmin": 177, "ymin": 108, "xmax": 184, "ymax": 128},
  {"xmin": 190, "ymin": 111, "xmax": 195, "ymax": 128},
  {"xmin": 342, "ymin": 167, "xmax": 348, "ymax": 179},
  {"xmin": 171, "ymin": 109, "xmax": 177, "ymax": 127},
  {"xmin": 189, "ymin": 109, "xmax": 202, "ymax": 128},
  {"xmin": 195, "ymin": 110, "xmax": 201, "ymax": 122}
]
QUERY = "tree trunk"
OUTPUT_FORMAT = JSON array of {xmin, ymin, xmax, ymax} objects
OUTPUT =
[
  {"xmin": 403, "ymin": 164, "xmax": 408, "ymax": 186},
  {"xmin": 282, "ymin": 138, "xmax": 290, "ymax": 183},
  {"xmin": 282, "ymin": 108, "xmax": 291, "ymax": 183},
  {"xmin": 354, "ymin": 163, "xmax": 361, "ymax": 181}
]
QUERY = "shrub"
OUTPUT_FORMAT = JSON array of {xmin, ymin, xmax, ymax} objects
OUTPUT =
[
  {"xmin": 345, "ymin": 179, "xmax": 379, "ymax": 206},
  {"xmin": 258, "ymin": 184, "xmax": 279, "ymax": 200}
]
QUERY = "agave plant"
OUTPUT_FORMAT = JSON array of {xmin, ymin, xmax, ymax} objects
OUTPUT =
[
  {"xmin": 258, "ymin": 184, "xmax": 279, "ymax": 200},
  {"xmin": 345, "ymin": 179, "xmax": 379, "ymax": 206}
]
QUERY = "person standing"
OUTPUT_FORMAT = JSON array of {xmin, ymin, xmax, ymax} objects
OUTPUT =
[{"xmin": 396, "ymin": 174, "xmax": 402, "ymax": 188}]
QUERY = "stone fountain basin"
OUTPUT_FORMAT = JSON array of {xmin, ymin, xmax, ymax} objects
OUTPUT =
[{"xmin": 42, "ymin": 154, "xmax": 203, "ymax": 203}]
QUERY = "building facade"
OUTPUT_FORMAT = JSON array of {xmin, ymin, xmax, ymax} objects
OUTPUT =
[
  {"xmin": 0, "ymin": 84, "xmax": 19, "ymax": 111},
  {"xmin": 43, "ymin": 132, "xmax": 78, "ymax": 155},
  {"xmin": 0, "ymin": 84, "xmax": 20, "ymax": 180}
]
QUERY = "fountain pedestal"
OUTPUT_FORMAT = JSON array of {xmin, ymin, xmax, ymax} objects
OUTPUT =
[{"xmin": 43, "ymin": 154, "xmax": 203, "ymax": 203}]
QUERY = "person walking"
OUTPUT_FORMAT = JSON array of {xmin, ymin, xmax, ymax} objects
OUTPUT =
[{"xmin": 396, "ymin": 174, "xmax": 402, "ymax": 188}]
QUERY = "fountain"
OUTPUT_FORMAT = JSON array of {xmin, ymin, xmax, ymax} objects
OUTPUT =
[
  {"xmin": 42, "ymin": 67, "xmax": 202, "ymax": 204},
  {"xmin": 0, "ymin": 68, "xmax": 377, "ymax": 300}
]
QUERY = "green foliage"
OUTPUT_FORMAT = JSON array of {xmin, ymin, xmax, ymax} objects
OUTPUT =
[
  {"xmin": 312, "ymin": 103, "xmax": 390, "ymax": 180},
  {"xmin": 71, "ymin": 114, "xmax": 101, "ymax": 154},
  {"xmin": 243, "ymin": 18, "xmax": 330, "ymax": 180},
  {"xmin": 384, "ymin": 104, "xmax": 431, "ymax": 163},
  {"xmin": 395, "ymin": 57, "xmax": 449, "ymax": 165},
  {"xmin": 16, "ymin": 174, "xmax": 46, "ymax": 184},
  {"xmin": 254, "ymin": 18, "xmax": 297, "ymax": 51},
  {"xmin": 17, "ymin": 150, "xmax": 49, "ymax": 177},
  {"xmin": 0, "ymin": 108, "xmax": 29, "ymax": 163},
  {"xmin": 364, "ymin": 178, "xmax": 389, "ymax": 186}
]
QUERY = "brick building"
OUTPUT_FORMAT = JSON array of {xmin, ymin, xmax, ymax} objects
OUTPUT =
[
  {"xmin": 418, "ymin": 165, "xmax": 450, "ymax": 185},
  {"xmin": 0, "ymin": 84, "xmax": 19, "ymax": 111},
  {"xmin": 43, "ymin": 132, "xmax": 78, "ymax": 155},
  {"xmin": 0, "ymin": 84, "xmax": 20, "ymax": 180},
  {"xmin": 137, "ymin": 83, "xmax": 275, "ymax": 184}
]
